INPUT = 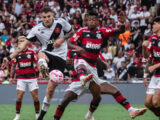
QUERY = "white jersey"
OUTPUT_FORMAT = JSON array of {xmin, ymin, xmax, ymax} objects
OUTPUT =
[{"xmin": 26, "ymin": 18, "xmax": 72, "ymax": 60}]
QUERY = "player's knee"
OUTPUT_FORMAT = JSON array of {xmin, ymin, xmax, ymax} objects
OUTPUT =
[
  {"xmin": 17, "ymin": 95, "xmax": 23, "ymax": 101},
  {"xmin": 144, "ymin": 100, "xmax": 152, "ymax": 108},
  {"xmin": 33, "ymin": 95, "xmax": 39, "ymax": 101},
  {"xmin": 152, "ymin": 99, "xmax": 160, "ymax": 108}
]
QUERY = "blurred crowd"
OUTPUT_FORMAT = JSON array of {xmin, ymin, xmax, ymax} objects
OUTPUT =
[{"xmin": 0, "ymin": 0, "xmax": 159, "ymax": 83}]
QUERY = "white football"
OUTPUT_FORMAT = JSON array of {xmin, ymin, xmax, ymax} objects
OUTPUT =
[{"xmin": 49, "ymin": 70, "xmax": 63, "ymax": 84}]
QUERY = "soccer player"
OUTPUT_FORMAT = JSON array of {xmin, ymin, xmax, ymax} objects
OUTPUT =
[
  {"xmin": 142, "ymin": 16, "xmax": 160, "ymax": 118},
  {"xmin": 56, "ymin": 49, "xmax": 147, "ymax": 120},
  {"xmin": 53, "ymin": 11, "xmax": 146, "ymax": 120},
  {"xmin": 2, "ymin": 7, "xmax": 74, "ymax": 120},
  {"xmin": 9, "ymin": 36, "xmax": 40, "ymax": 120}
]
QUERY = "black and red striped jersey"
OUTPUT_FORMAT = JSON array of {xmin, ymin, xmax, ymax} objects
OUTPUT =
[
  {"xmin": 147, "ymin": 34, "xmax": 160, "ymax": 76},
  {"xmin": 70, "ymin": 27, "xmax": 114, "ymax": 66},
  {"xmin": 15, "ymin": 49, "xmax": 38, "ymax": 79}
]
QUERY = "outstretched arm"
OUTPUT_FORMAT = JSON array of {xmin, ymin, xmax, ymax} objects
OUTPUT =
[
  {"xmin": 10, "ymin": 39, "xmax": 30, "ymax": 59},
  {"xmin": 3, "ymin": 39, "xmax": 30, "ymax": 67}
]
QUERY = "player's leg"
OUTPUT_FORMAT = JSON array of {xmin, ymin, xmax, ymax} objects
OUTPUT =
[
  {"xmin": 85, "ymin": 81, "xmax": 101, "ymax": 120},
  {"xmin": 38, "ymin": 52, "xmax": 49, "ymax": 78},
  {"xmin": 145, "ymin": 76, "xmax": 160, "ymax": 116},
  {"xmin": 30, "ymin": 80, "xmax": 40, "ymax": 119},
  {"xmin": 152, "ymin": 89, "xmax": 160, "ymax": 116},
  {"xmin": 100, "ymin": 82, "xmax": 147, "ymax": 118},
  {"xmin": 38, "ymin": 81, "xmax": 57, "ymax": 120},
  {"xmin": 53, "ymin": 91, "xmax": 77, "ymax": 120},
  {"xmin": 14, "ymin": 80, "xmax": 25, "ymax": 120},
  {"xmin": 38, "ymin": 53, "xmax": 66, "ymax": 120}
]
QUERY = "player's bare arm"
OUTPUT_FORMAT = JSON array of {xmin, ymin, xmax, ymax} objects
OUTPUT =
[
  {"xmin": 9, "ymin": 62, "xmax": 17, "ymax": 85},
  {"xmin": 143, "ymin": 59, "xmax": 152, "ymax": 86},
  {"xmin": 148, "ymin": 62, "xmax": 160, "ymax": 73},
  {"xmin": 68, "ymin": 40, "xmax": 86, "ymax": 55},
  {"xmin": 142, "ymin": 40, "xmax": 150, "ymax": 58},
  {"xmin": 64, "ymin": 28, "xmax": 75, "ymax": 40},
  {"xmin": 3, "ymin": 39, "xmax": 31, "ymax": 67}
]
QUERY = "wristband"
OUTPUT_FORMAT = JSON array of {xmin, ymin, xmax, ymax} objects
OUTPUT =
[
  {"xmin": 143, "ymin": 73, "xmax": 148, "ymax": 78},
  {"xmin": 7, "ymin": 56, "xmax": 11, "ymax": 61}
]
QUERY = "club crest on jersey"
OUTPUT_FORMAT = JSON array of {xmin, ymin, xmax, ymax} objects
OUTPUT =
[
  {"xmin": 55, "ymin": 28, "xmax": 61, "ymax": 34},
  {"xmin": 96, "ymin": 34, "xmax": 102, "ymax": 39},
  {"xmin": 86, "ymin": 42, "xmax": 101, "ymax": 49},
  {"xmin": 27, "ymin": 54, "xmax": 31, "ymax": 59}
]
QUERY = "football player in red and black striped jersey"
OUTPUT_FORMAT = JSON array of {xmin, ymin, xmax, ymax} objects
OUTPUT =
[
  {"xmin": 143, "ymin": 16, "xmax": 160, "ymax": 118},
  {"xmin": 9, "ymin": 36, "xmax": 40, "ymax": 120}
]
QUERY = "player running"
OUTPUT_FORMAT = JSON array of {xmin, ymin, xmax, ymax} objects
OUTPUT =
[
  {"xmin": 2, "ymin": 6, "xmax": 74, "ymax": 120},
  {"xmin": 142, "ymin": 16, "xmax": 160, "ymax": 118},
  {"xmin": 9, "ymin": 36, "xmax": 40, "ymax": 120}
]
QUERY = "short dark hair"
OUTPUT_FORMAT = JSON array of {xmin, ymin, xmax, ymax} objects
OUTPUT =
[
  {"xmin": 88, "ymin": 11, "xmax": 98, "ymax": 17},
  {"xmin": 153, "ymin": 16, "xmax": 160, "ymax": 23},
  {"xmin": 40, "ymin": 6, "xmax": 53, "ymax": 13}
]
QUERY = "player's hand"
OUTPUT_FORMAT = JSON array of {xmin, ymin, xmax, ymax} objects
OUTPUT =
[
  {"xmin": 148, "ymin": 65, "xmax": 156, "ymax": 73},
  {"xmin": 69, "ymin": 70, "xmax": 73, "ymax": 76},
  {"xmin": 142, "ymin": 40, "xmax": 149, "ymax": 47},
  {"xmin": 39, "ymin": 72, "xmax": 43, "ymax": 80},
  {"xmin": 2, "ymin": 57, "xmax": 9, "ymax": 68},
  {"xmin": 143, "ymin": 78, "xmax": 148, "ymax": 87},
  {"xmin": 53, "ymin": 37, "xmax": 64, "ymax": 48},
  {"xmin": 9, "ymin": 78, "xmax": 13, "ymax": 85},
  {"xmin": 118, "ymin": 11, "xmax": 126, "ymax": 23},
  {"xmin": 75, "ymin": 46, "xmax": 86, "ymax": 55}
]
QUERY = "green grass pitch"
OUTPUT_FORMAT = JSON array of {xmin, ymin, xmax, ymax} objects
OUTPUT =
[{"xmin": 0, "ymin": 104, "xmax": 157, "ymax": 120}]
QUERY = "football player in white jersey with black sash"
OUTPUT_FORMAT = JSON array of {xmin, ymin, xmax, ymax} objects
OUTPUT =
[{"xmin": 3, "ymin": 7, "xmax": 74, "ymax": 120}]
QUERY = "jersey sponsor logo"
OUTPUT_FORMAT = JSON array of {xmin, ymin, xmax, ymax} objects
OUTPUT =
[
  {"xmin": 20, "ymin": 62, "xmax": 31, "ymax": 67},
  {"xmin": 86, "ymin": 42, "xmax": 101, "ymax": 49},
  {"xmin": 153, "ymin": 51, "xmax": 160, "ymax": 57}
]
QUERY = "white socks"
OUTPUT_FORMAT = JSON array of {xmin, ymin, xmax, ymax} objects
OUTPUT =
[
  {"xmin": 128, "ymin": 107, "xmax": 136, "ymax": 113},
  {"xmin": 42, "ymin": 96, "xmax": 51, "ymax": 112},
  {"xmin": 38, "ymin": 59, "xmax": 48, "ymax": 68}
]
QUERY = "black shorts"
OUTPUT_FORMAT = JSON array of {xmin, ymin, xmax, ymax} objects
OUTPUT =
[{"xmin": 44, "ymin": 52, "xmax": 66, "ymax": 73}]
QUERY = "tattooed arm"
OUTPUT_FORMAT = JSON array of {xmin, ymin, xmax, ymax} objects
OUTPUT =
[{"xmin": 9, "ymin": 61, "xmax": 17, "ymax": 84}]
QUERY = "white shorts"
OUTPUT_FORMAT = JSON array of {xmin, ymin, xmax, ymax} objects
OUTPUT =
[
  {"xmin": 17, "ymin": 79, "xmax": 39, "ymax": 92},
  {"xmin": 146, "ymin": 76, "xmax": 160, "ymax": 95},
  {"xmin": 65, "ymin": 81, "xmax": 90, "ymax": 96},
  {"xmin": 65, "ymin": 79, "xmax": 107, "ymax": 96},
  {"xmin": 74, "ymin": 58, "xmax": 105, "ymax": 85}
]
